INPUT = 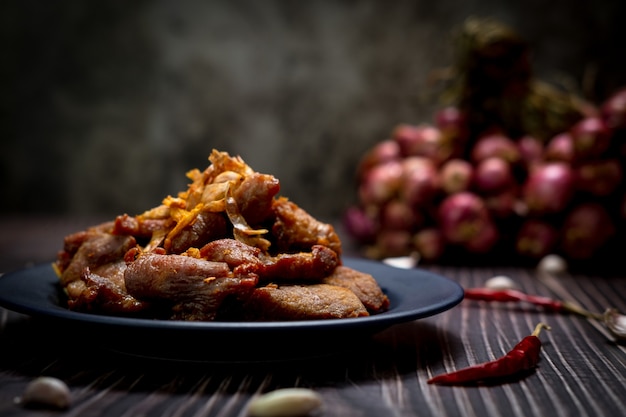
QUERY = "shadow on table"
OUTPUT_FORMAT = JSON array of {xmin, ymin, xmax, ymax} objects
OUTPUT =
[{"xmin": 0, "ymin": 311, "xmax": 462, "ymax": 393}]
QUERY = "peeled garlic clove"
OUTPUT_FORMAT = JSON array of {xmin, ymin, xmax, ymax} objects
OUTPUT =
[
  {"xmin": 485, "ymin": 275, "xmax": 517, "ymax": 290},
  {"xmin": 603, "ymin": 308, "xmax": 626, "ymax": 340},
  {"xmin": 383, "ymin": 254, "xmax": 419, "ymax": 269},
  {"xmin": 17, "ymin": 377, "xmax": 71, "ymax": 409},
  {"xmin": 247, "ymin": 388, "xmax": 322, "ymax": 417},
  {"xmin": 537, "ymin": 254, "xmax": 568, "ymax": 274}
]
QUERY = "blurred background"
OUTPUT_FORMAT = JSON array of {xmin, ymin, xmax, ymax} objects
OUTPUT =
[{"xmin": 3, "ymin": 0, "xmax": 626, "ymax": 223}]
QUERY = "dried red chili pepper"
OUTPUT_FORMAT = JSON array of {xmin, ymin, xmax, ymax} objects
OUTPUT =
[
  {"xmin": 464, "ymin": 288, "xmax": 562, "ymax": 310},
  {"xmin": 463, "ymin": 288, "xmax": 601, "ymax": 319},
  {"xmin": 428, "ymin": 323, "xmax": 550, "ymax": 386}
]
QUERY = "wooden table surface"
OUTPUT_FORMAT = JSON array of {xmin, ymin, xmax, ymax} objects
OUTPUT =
[{"xmin": 0, "ymin": 216, "xmax": 625, "ymax": 417}]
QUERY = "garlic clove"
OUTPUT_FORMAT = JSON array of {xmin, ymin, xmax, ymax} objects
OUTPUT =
[
  {"xmin": 484, "ymin": 275, "xmax": 517, "ymax": 290},
  {"xmin": 537, "ymin": 254, "xmax": 568, "ymax": 274},
  {"xmin": 16, "ymin": 376, "xmax": 71, "ymax": 410},
  {"xmin": 247, "ymin": 388, "xmax": 322, "ymax": 417}
]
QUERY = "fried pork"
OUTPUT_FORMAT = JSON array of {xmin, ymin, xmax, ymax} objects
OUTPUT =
[{"xmin": 54, "ymin": 149, "xmax": 389, "ymax": 321}]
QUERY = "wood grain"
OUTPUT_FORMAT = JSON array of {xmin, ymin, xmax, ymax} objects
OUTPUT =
[{"xmin": 0, "ymin": 218, "xmax": 625, "ymax": 416}]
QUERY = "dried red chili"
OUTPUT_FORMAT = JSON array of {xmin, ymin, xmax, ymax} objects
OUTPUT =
[
  {"xmin": 464, "ymin": 288, "xmax": 563, "ymax": 310},
  {"xmin": 463, "ymin": 288, "xmax": 601, "ymax": 319},
  {"xmin": 428, "ymin": 323, "xmax": 550, "ymax": 385}
]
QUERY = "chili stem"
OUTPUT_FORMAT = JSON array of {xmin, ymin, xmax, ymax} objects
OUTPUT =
[
  {"xmin": 532, "ymin": 322, "xmax": 551, "ymax": 336},
  {"xmin": 560, "ymin": 301, "xmax": 604, "ymax": 320}
]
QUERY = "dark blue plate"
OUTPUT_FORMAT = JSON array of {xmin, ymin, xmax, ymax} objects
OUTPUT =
[{"xmin": 0, "ymin": 258, "xmax": 463, "ymax": 362}]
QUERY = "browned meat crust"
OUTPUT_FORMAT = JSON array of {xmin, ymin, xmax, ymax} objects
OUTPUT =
[
  {"xmin": 59, "ymin": 232, "xmax": 136, "ymax": 287},
  {"xmin": 322, "ymin": 266, "xmax": 390, "ymax": 314},
  {"xmin": 124, "ymin": 253, "xmax": 259, "ymax": 320},
  {"xmin": 242, "ymin": 284, "xmax": 369, "ymax": 320},
  {"xmin": 69, "ymin": 265, "xmax": 149, "ymax": 313},
  {"xmin": 271, "ymin": 197, "xmax": 342, "ymax": 256},
  {"xmin": 200, "ymin": 239, "xmax": 338, "ymax": 281}
]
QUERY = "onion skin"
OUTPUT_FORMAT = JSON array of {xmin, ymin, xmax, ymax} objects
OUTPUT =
[
  {"xmin": 392, "ymin": 124, "xmax": 423, "ymax": 157},
  {"xmin": 343, "ymin": 206, "xmax": 378, "ymax": 244},
  {"xmin": 463, "ymin": 219, "xmax": 499, "ymax": 254},
  {"xmin": 576, "ymin": 159, "xmax": 623, "ymax": 197},
  {"xmin": 439, "ymin": 158, "xmax": 474, "ymax": 195},
  {"xmin": 601, "ymin": 88, "xmax": 626, "ymax": 130},
  {"xmin": 544, "ymin": 132, "xmax": 575, "ymax": 163},
  {"xmin": 471, "ymin": 132, "xmax": 521, "ymax": 164},
  {"xmin": 394, "ymin": 124, "xmax": 451, "ymax": 165},
  {"xmin": 358, "ymin": 160, "xmax": 403, "ymax": 206},
  {"xmin": 523, "ymin": 162, "xmax": 575, "ymax": 215},
  {"xmin": 517, "ymin": 135, "xmax": 544, "ymax": 167},
  {"xmin": 357, "ymin": 140, "xmax": 401, "ymax": 179},
  {"xmin": 570, "ymin": 117, "xmax": 611, "ymax": 161},
  {"xmin": 435, "ymin": 106, "xmax": 470, "ymax": 156},
  {"xmin": 375, "ymin": 229, "xmax": 412, "ymax": 258},
  {"xmin": 412, "ymin": 228, "xmax": 446, "ymax": 262},
  {"xmin": 473, "ymin": 157, "xmax": 514, "ymax": 194},
  {"xmin": 484, "ymin": 189, "xmax": 519, "ymax": 218},
  {"xmin": 560, "ymin": 203, "xmax": 615, "ymax": 260},
  {"xmin": 379, "ymin": 199, "xmax": 421, "ymax": 230},
  {"xmin": 435, "ymin": 106, "xmax": 469, "ymax": 137},
  {"xmin": 437, "ymin": 192, "xmax": 491, "ymax": 245},
  {"xmin": 400, "ymin": 157, "xmax": 440, "ymax": 207},
  {"xmin": 516, "ymin": 219, "xmax": 559, "ymax": 259}
]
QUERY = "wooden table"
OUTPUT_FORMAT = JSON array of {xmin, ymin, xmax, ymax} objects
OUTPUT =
[{"xmin": 1, "ymin": 216, "xmax": 625, "ymax": 417}]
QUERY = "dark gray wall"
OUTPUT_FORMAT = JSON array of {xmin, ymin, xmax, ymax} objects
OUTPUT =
[{"xmin": 3, "ymin": 0, "xmax": 625, "ymax": 221}]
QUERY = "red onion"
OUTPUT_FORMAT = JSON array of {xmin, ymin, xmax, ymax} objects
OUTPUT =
[
  {"xmin": 400, "ymin": 157, "xmax": 440, "ymax": 207},
  {"xmin": 464, "ymin": 219, "xmax": 499, "ymax": 254},
  {"xmin": 473, "ymin": 157, "xmax": 515, "ymax": 194},
  {"xmin": 379, "ymin": 199, "xmax": 421, "ymax": 230},
  {"xmin": 471, "ymin": 132, "xmax": 521, "ymax": 164},
  {"xmin": 484, "ymin": 189, "xmax": 519, "ymax": 218},
  {"xmin": 357, "ymin": 140, "xmax": 401, "ymax": 179},
  {"xmin": 576, "ymin": 159, "xmax": 623, "ymax": 197},
  {"xmin": 435, "ymin": 106, "xmax": 470, "ymax": 152},
  {"xmin": 375, "ymin": 229, "xmax": 412, "ymax": 258},
  {"xmin": 435, "ymin": 106, "xmax": 468, "ymax": 133},
  {"xmin": 544, "ymin": 132, "xmax": 575, "ymax": 163},
  {"xmin": 515, "ymin": 219, "xmax": 558, "ymax": 259},
  {"xmin": 439, "ymin": 158, "xmax": 473, "ymax": 194},
  {"xmin": 393, "ymin": 124, "xmax": 451, "ymax": 164},
  {"xmin": 560, "ymin": 203, "xmax": 615, "ymax": 260},
  {"xmin": 343, "ymin": 206, "xmax": 378, "ymax": 244},
  {"xmin": 358, "ymin": 160, "xmax": 403, "ymax": 206},
  {"xmin": 437, "ymin": 192, "xmax": 491, "ymax": 244},
  {"xmin": 522, "ymin": 162, "xmax": 575, "ymax": 214},
  {"xmin": 517, "ymin": 135, "xmax": 544, "ymax": 167},
  {"xmin": 601, "ymin": 87, "xmax": 626, "ymax": 130},
  {"xmin": 412, "ymin": 228, "xmax": 446, "ymax": 262},
  {"xmin": 570, "ymin": 116, "xmax": 611, "ymax": 160}
]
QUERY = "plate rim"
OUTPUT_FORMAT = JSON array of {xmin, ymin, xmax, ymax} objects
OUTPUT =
[{"xmin": 0, "ymin": 257, "xmax": 464, "ymax": 334}]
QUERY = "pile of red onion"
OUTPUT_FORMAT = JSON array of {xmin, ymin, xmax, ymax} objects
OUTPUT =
[{"xmin": 344, "ymin": 88, "xmax": 626, "ymax": 266}]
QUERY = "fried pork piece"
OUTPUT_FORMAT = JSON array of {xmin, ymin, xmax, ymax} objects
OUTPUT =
[
  {"xmin": 233, "ymin": 172, "xmax": 281, "ymax": 225},
  {"xmin": 271, "ymin": 197, "xmax": 342, "ymax": 256},
  {"xmin": 113, "ymin": 213, "xmax": 174, "ymax": 239},
  {"xmin": 166, "ymin": 211, "xmax": 230, "ymax": 254},
  {"xmin": 58, "ymin": 232, "xmax": 137, "ymax": 287},
  {"xmin": 243, "ymin": 284, "xmax": 369, "ymax": 320},
  {"xmin": 199, "ymin": 238, "xmax": 262, "ymax": 268},
  {"xmin": 322, "ymin": 266, "xmax": 390, "ymax": 314},
  {"xmin": 124, "ymin": 253, "xmax": 259, "ymax": 320},
  {"xmin": 257, "ymin": 245, "xmax": 338, "ymax": 281},
  {"xmin": 69, "ymin": 264, "xmax": 149, "ymax": 313},
  {"xmin": 200, "ymin": 238, "xmax": 339, "ymax": 281}
]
